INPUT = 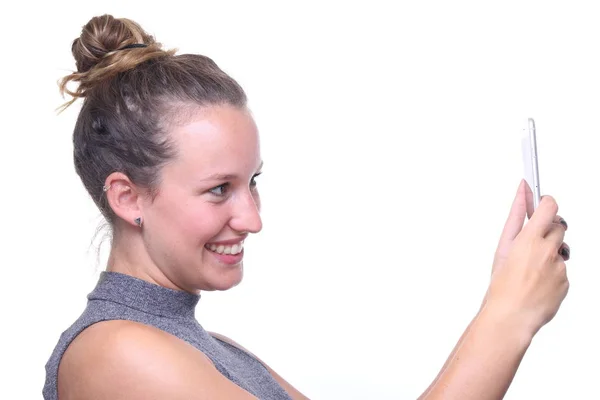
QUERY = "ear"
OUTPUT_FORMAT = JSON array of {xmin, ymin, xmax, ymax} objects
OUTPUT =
[{"xmin": 103, "ymin": 172, "xmax": 145, "ymax": 228}]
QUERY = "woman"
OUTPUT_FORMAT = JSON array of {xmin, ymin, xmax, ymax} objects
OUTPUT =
[{"xmin": 43, "ymin": 14, "xmax": 571, "ymax": 400}]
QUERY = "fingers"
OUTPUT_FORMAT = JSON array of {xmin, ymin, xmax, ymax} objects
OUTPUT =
[
  {"xmin": 525, "ymin": 196, "xmax": 571, "ymax": 261},
  {"xmin": 494, "ymin": 181, "xmax": 528, "ymax": 260},
  {"xmin": 499, "ymin": 180, "xmax": 528, "ymax": 242},
  {"xmin": 559, "ymin": 243, "xmax": 571, "ymax": 261},
  {"xmin": 498, "ymin": 184, "xmax": 570, "ymax": 265},
  {"xmin": 545, "ymin": 221, "xmax": 566, "ymax": 247},
  {"xmin": 553, "ymin": 215, "xmax": 568, "ymax": 231},
  {"xmin": 544, "ymin": 221, "xmax": 570, "ymax": 262},
  {"xmin": 527, "ymin": 195, "xmax": 559, "ymax": 236}
]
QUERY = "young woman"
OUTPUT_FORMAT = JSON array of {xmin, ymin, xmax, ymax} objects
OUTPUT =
[{"xmin": 43, "ymin": 14, "xmax": 570, "ymax": 400}]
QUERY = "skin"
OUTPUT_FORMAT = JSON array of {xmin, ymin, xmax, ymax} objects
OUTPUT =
[
  {"xmin": 57, "ymin": 104, "xmax": 569, "ymax": 399},
  {"xmin": 106, "ymin": 104, "xmax": 263, "ymax": 294},
  {"xmin": 418, "ymin": 186, "xmax": 570, "ymax": 399}
]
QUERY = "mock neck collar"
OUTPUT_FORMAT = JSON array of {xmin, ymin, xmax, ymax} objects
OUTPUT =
[{"xmin": 88, "ymin": 271, "xmax": 200, "ymax": 319}]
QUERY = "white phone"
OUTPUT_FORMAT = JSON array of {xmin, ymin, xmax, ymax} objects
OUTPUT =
[{"xmin": 521, "ymin": 117, "xmax": 541, "ymax": 217}]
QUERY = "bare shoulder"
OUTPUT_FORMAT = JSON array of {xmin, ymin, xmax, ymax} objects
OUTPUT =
[
  {"xmin": 209, "ymin": 331, "xmax": 311, "ymax": 400},
  {"xmin": 58, "ymin": 320, "xmax": 258, "ymax": 400}
]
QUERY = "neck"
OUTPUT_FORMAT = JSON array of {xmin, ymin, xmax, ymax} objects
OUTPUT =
[{"xmin": 107, "ymin": 228, "xmax": 189, "ymax": 293}]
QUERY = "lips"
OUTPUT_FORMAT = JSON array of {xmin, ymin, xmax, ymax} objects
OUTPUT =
[{"xmin": 204, "ymin": 241, "xmax": 245, "ymax": 266}]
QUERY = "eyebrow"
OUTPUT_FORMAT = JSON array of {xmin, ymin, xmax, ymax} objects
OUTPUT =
[{"xmin": 200, "ymin": 161, "xmax": 263, "ymax": 182}]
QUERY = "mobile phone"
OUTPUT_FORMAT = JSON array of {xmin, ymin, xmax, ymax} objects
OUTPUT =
[{"xmin": 522, "ymin": 117, "xmax": 541, "ymax": 218}]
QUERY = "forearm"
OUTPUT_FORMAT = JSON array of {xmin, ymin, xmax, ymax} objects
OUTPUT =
[
  {"xmin": 418, "ymin": 297, "xmax": 491, "ymax": 399},
  {"xmin": 419, "ymin": 305, "xmax": 532, "ymax": 400},
  {"xmin": 417, "ymin": 314, "xmax": 479, "ymax": 399}
]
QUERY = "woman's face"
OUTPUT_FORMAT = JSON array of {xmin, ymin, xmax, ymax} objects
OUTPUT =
[{"xmin": 141, "ymin": 104, "xmax": 263, "ymax": 293}]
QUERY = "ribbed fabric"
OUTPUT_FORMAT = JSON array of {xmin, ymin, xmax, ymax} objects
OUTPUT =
[{"xmin": 43, "ymin": 271, "xmax": 292, "ymax": 400}]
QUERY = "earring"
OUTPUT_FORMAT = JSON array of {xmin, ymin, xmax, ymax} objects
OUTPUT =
[
  {"xmin": 103, "ymin": 184, "xmax": 111, "ymax": 192},
  {"xmin": 134, "ymin": 217, "xmax": 143, "ymax": 228}
]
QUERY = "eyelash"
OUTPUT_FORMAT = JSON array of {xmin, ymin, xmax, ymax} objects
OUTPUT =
[{"xmin": 209, "ymin": 173, "xmax": 262, "ymax": 197}]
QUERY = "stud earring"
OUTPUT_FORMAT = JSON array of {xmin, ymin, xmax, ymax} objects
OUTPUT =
[{"xmin": 134, "ymin": 217, "xmax": 143, "ymax": 228}]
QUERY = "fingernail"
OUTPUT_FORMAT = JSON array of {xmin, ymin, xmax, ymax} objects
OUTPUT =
[
  {"xmin": 559, "ymin": 218, "xmax": 568, "ymax": 229},
  {"xmin": 560, "ymin": 247, "xmax": 570, "ymax": 261}
]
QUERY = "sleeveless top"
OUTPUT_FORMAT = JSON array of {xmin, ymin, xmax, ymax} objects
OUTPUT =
[{"xmin": 43, "ymin": 271, "xmax": 293, "ymax": 400}]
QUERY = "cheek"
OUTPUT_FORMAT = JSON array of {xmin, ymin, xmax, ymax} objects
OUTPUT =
[
  {"xmin": 174, "ymin": 204, "xmax": 230, "ymax": 244},
  {"xmin": 149, "ymin": 192, "xmax": 231, "ymax": 244}
]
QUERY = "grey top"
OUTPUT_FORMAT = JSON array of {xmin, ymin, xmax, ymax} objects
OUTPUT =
[{"xmin": 43, "ymin": 271, "xmax": 292, "ymax": 400}]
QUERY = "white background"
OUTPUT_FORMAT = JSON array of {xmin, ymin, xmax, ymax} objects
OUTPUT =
[{"xmin": 1, "ymin": 1, "xmax": 598, "ymax": 399}]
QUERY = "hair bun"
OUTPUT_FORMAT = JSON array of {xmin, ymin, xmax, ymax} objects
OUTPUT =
[
  {"xmin": 59, "ymin": 14, "xmax": 175, "ymax": 111},
  {"xmin": 72, "ymin": 15, "xmax": 157, "ymax": 73}
]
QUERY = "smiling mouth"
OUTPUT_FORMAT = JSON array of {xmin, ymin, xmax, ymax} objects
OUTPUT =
[{"xmin": 204, "ymin": 242, "xmax": 244, "ymax": 255}]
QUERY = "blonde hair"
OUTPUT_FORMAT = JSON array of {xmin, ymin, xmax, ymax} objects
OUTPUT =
[{"xmin": 59, "ymin": 15, "xmax": 176, "ymax": 112}]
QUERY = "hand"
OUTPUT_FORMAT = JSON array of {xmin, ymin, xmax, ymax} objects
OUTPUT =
[
  {"xmin": 484, "ymin": 180, "xmax": 570, "ymax": 336},
  {"xmin": 491, "ymin": 180, "xmax": 569, "ymax": 276}
]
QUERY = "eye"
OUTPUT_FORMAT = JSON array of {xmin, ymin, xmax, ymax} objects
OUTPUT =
[
  {"xmin": 209, "ymin": 183, "xmax": 229, "ymax": 196},
  {"xmin": 250, "ymin": 172, "xmax": 262, "ymax": 188}
]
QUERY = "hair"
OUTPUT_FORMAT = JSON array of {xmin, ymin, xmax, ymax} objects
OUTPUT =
[{"xmin": 59, "ymin": 14, "xmax": 248, "ymax": 227}]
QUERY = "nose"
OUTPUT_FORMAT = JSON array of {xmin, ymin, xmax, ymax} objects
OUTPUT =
[{"xmin": 230, "ymin": 190, "xmax": 262, "ymax": 234}]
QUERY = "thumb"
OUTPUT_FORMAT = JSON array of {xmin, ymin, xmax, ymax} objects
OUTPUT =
[{"xmin": 498, "ymin": 180, "xmax": 528, "ymax": 246}]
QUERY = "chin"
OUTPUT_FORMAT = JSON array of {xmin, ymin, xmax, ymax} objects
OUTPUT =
[{"xmin": 207, "ymin": 264, "xmax": 244, "ymax": 291}]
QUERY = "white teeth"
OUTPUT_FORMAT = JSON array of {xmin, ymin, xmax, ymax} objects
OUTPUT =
[
  {"xmin": 230, "ymin": 243, "xmax": 243, "ymax": 254},
  {"xmin": 206, "ymin": 242, "xmax": 244, "ymax": 255}
]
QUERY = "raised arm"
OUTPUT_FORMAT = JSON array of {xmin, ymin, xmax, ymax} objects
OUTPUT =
[{"xmin": 418, "ymin": 182, "xmax": 569, "ymax": 399}]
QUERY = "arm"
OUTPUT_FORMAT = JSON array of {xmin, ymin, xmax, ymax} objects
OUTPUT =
[
  {"xmin": 417, "ymin": 311, "xmax": 479, "ymax": 399},
  {"xmin": 419, "ymin": 185, "xmax": 569, "ymax": 399},
  {"xmin": 58, "ymin": 320, "xmax": 259, "ymax": 400},
  {"xmin": 209, "ymin": 332, "xmax": 310, "ymax": 400},
  {"xmin": 417, "ymin": 305, "xmax": 532, "ymax": 400}
]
